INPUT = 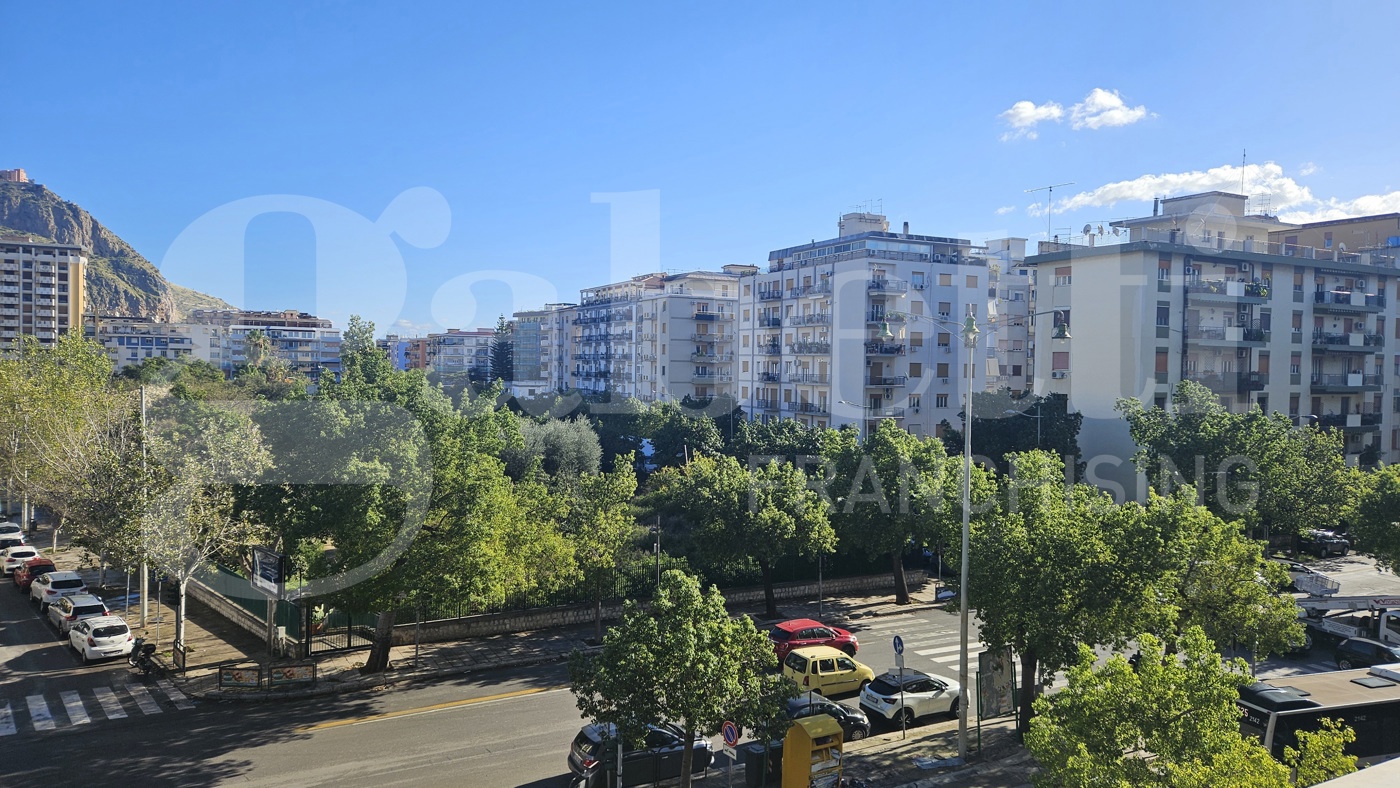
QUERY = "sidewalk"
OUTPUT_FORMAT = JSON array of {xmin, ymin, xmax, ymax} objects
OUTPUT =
[{"xmin": 41, "ymin": 529, "xmax": 1038, "ymax": 786}]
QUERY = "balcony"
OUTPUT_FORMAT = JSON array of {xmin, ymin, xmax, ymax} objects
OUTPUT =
[
  {"xmin": 867, "ymin": 279, "xmax": 909, "ymax": 293},
  {"xmin": 867, "ymin": 375, "xmax": 908, "ymax": 387},
  {"xmin": 864, "ymin": 341, "xmax": 906, "ymax": 356},
  {"xmin": 784, "ymin": 401, "xmax": 828, "ymax": 414},
  {"xmin": 758, "ymin": 371, "xmax": 782, "ymax": 383},
  {"xmin": 1237, "ymin": 371, "xmax": 1268, "ymax": 393},
  {"xmin": 690, "ymin": 334, "xmax": 733, "ymax": 343},
  {"xmin": 758, "ymin": 316, "xmax": 783, "ymax": 328},
  {"xmin": 788, "ymin": 282, "xmax": 833, "ymax": 298},
  {"xmin": 758, "ymin": 342, "xmax": 782, "ymax": 356},
  {"xmin": 691, "ymin": 352, "xmax": 733, "ymax": 362},
  {"xmin": 867, "ymin": 311, "xmax": 906, "ymax": 324},
  {"xmin": 1317, "ymin": 413, "xmax": 1383, "ymax": 430},
  {"xmin": 864, "ymin": 406, "xmax": 906, "ymax": 419},
  {"xmin": 692, "ymin": 312, "xmax": 733, "ymax": 321},
  {"xmin": 1185, "ymin": 325, "xmax": 1268, "ymax": 345},
  {"xmin": 1311, "ymin": 373, "xmax": 1383, "ymax": 392},
  {"xmin": 1314, "ymin": 290, "xmax": 1385, "ymax": 314},
  {"xmin": 788, "ymin": 372, "xmax": 830, "ymax": 384},
  {"xmin": 754, "ymin": 399, "xmax": 779, "ymax": 411},
  {"xmin": 1185, "ymin": 279, "xmax": 1269, "ymax": 303},
  {"xmin": 791, "ymin": 340, "xmax": 831, "ymax": 354},
  {"xmin": 1312, "ymin": 331, "xmax": 1384, "ymax": 352},
  {"xmin": 1184, "ymin": 372, "xmax": 1232, "ymax": 392},
  {"xmin": 758, "ymin": 290, "xmax": 784, "ymax": 301},
  {"xmin": 789, "ymin": 313, "xmax": 831, "ymax": 326}
]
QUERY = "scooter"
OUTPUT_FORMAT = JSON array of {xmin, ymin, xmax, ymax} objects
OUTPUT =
[{"xmin": 128, "ymin": 637, "xmax": 157, "ymax": 675}]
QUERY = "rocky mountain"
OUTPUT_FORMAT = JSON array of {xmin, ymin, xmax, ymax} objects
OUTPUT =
[{"xmin": 0, "ymin": 180, "xmax": 231, "ymax": 320}]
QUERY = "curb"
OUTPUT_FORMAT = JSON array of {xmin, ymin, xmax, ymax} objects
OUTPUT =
[{"xmin": 184, "ymin": 645, "xmax": 602, "ymax": 702}]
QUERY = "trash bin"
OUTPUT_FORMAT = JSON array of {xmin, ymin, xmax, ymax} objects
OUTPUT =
[{"xmin": 739, "ymin": 740, "xmax": 783, "ymax": 787}]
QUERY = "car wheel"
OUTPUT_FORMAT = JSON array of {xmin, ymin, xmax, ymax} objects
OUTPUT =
[
  {"xmin": 842, "ymin": 644, "xmax": 857, "ymax": 657},
  {"xmin": 1339, "ymin": 658, "xmax": 1354, "ymax": 670},
  {"xmin": 859, "ymin": 679, "xmax": 871, "ymax": 693},
  {"xmin": 848, "ymin": 726, "xmax": 868, "ymax": 741},
  {"xmin": 949, "ymin": 696, "xmax": 961, "ymax": 719},
  {"xmin": 900, "ymin": 708, "xmax": 916, "ymax": 727},
  {"xmin": 80, "ymin": 648, "xmax": 90, "ymax": 665}
]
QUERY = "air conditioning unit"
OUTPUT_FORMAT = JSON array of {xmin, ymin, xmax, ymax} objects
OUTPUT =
[
  {"xmin": 1238, "ymin": 313, "xmax": 1248, "ymax": 323},
  {"xmin": 1051, "ymin": 370, "xmax": 1068, "ymax": 379},
  {"xmin": 1358, "ymin": 279, "xmax": 1367, "ymax": 289},
  {"xmin": 1237, "ymin": 349, "xmax": 1249, "ymax": 358},
  {"xmin": 1239, "ymin": 263, "xmax": 1251, "ymax": 273},
  {"xmin": 911, "ymin": 407, "xmax": 921, "ymax": 413},
  {"xmin": 940, "ymin": 377, "xmax": 950, "ymax": 384},
  {"xmin": 938, "ymin": 311, "xmax": 951, "ymax": 319},
  {"xmin": 884, "ymin": 388, "xmax": 893, "ymax": 398}
]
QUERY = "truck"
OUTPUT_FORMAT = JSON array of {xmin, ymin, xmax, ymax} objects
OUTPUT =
[
  {"xmin": 1238, "ymin": 665, "xmax": 1400, "ymax": 766},
  {"xmin": 1293, "ymin": 572, "xmax": 1400, "ymax": 650}
]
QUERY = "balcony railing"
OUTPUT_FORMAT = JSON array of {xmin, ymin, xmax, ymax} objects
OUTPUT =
[
  {"xmin": 788, "ymin": 372, "xmax": 830, "ymax": 384},
  {"xmin": 1186, "ymin": 279, "xmax": 1269, "ymax": 299},
  {"xmin": 1311, "ymin": 373, "xmax": 1383, "ymax": 388},
  {"xmin": 864, "ymin": 341, "xmax": 906, "ymax": 355},
  {"xmin": 754, "ymin": 399, "xmax": 779, "ymax": 410},
  {"xmin": 867, "ymin": 311, "xmax": 906, "ymax": 324},
  {"xmin": 758, "ymin": 316, "xmax": 782, "ymax": 327},
  {"xmin": 758, "ymin": 290, "xmax": 784, "ymax": 301},
  {"xmin": 867, "ymin": 279, "xmax": 909, "ymax": 292},
  {"xmin": 783, "ymin": 401, "xmax": 828, "ymax": 414},
  {"xmin": 1314, "ymin": 290, "xmax": 1386, "ymax": 308},
  {"xmin": 1238, "ymin": 372, "xmax": 1268, "ymax": 392},
  {"xmin": 758, "ymin": 371, "xmax": 782, "ymax": 382},
  {"xmin": 791, "ymin": 341, "xmax": 831, "ymax": 354},
  {"xmin": 867, "ymin": 375, "xmax": 908, "ymax": 387},
  {"xmin": 789, "ymin": 313, "xmax": 831, "ymax": 325},
  {"xmin": 1312, "ymin": 331, "xmax": 1385, "ymax": 348},
  {"xmin": 1317, "ymin": 413, "xmax": 1383, "ymax": 429},
  {"xmin": 691, "ymin": 352, "xmax": 733, "ymax": 362},
  {"xmin": 692, "ymin": 312, "xmax": 733, "ymax": 321},
  {"xmin": 758, "ymin": 343, "xmax": 782, "ymax": 355},
  {"xmin": 690, "ymin": 334, "xmax": 733, "ymax": 343},
  {"xmin": 788, "ymin": 282, "xmax": 833, "ymax": 298},
  {"xmin": 1132, "ymin": 227, "xmax": 1399, "ymax": 267},
  {"xmin": 864, "ymin": 406, "xmax": 906, "ymax": 418}
]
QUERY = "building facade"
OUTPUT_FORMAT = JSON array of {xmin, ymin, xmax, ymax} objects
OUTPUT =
[
  {"xmin": 90, "ymin": 317, "xmax": 226, "ymax": 372},
  {"xmin": 0, "ymin": 237, "xmax": 86, "ymax": 351},
  {"xmin": 188, "ymin": 308, "xmax": 341, "ymax": 379},
  {"xmin": 427, "ymin": 328, "xmax": 494, "ymax": 380},
  {"xmin": 376, "ymin": 334, "xmax": 429, "ymax": 371},
  {"xmin": 1025, "ymin": 191, "xmax": 1398, "ymax": 496}
]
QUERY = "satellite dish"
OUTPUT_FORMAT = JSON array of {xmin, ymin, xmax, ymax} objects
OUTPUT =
[
  {"xmin": 1112, "ymin": 226, "xmax": 1122, "ymax": 236},
  {"xmin": 1083, "ymin": 224, "xmax": 1093, "ymax": 235},
  {"xmin": 1097, "ymin": 225, "xmax": 1105, "ymax": 235},
  {"xmin": 1338, "ymin": 242, "xmax": 1347, "ymax": 252}
]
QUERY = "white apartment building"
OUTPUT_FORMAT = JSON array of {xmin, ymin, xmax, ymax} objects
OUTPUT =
[
  {"xmin": 0, "ymin": 237, "xmax": 85, "ymax": 350},
  {"xmin": 733, "ymin": 213, "xmax": 999, "ymax": 437},
  {"xmin": 92, "ymin": 317, "xmax": 226, "ymax": 372},
  {"xmin": 189, "ymin": 308, "xmax": 342, "ymax": 380},
  {"xmin": 511, "ymin": 305, "xmax": 574, "ymax": 398},
  {"xmin": 1025, "ymin": 192, "xmax": 1400, "ymax": 496},
  {"xmin": 427, "ymin": 328, "xmax": 493, "ymax": 380},
  {"xmin": 981, "ymin": 238, "xmax": 1032, "ymax": 394},
  {"xmin": 568, "ymin": 268, "xmax": 751, "ymax": 402}
]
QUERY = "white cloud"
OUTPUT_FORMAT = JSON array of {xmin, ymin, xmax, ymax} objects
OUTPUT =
[
  {"xmin": 1025, "ymin": 201, "xmax": 1046, "ymax": 218},
  {"xmin": 392, "ymin": 318, "xmax": 437, "ymax": 336},
  {"xmin": 1069, "ymin": 88, "xmax": 1150, "ymax": 130},
  {"xmin": 1278, "ymin": 191, "xmax": 1400, "ymax": 224},
  {"xmin": 995, "ymin": 205, "xmax": 1016, "ymax": 216},
  {"xmin": 1299, "ymin": 162, "xmax": 1320, "ymax": 176},
  {"xmin": 1053, "ymin": 163, "xmax": 1314, "ymax": 214},
  {"xmin": 998, "ymin": 100, "xmax": 1063, "ymax": 141}
]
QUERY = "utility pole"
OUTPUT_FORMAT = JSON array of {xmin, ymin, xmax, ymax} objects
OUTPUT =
[
  {"xmin": 1025, "ymin": 182, "xmax": 1075, "ymax": 245},
  {"xmin": 653, "ymin": 516, "xmax": 662, "ymax": 587}
]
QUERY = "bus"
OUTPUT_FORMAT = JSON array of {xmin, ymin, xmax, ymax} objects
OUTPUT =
[{"xmin": 1238, "ymin": 665, "xmax": 1400, "ymax": 766}]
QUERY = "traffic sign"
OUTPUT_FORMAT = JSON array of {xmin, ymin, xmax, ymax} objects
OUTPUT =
[
  {"xmin": 895, "ymin": 651, "xmax": 905, "ymax": 670},
  {"xmin": 721, "ymin": 720, "xmax": 740, "ymax": 747},
  {"xmin": 721, "ymin": 744, "xmax": 737, "ymax": 761},
  {"xmin": 893, "ymin": 635, "xmax": 904, "ymax": 655}
]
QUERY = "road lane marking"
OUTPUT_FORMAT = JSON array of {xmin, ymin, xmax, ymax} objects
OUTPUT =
[
  {"xmin": 0, "ymin": 702, "xmax": 15, "ymax": 736},
  {"xmin": 157, "ymin": 678, "xmax": 195, "ymax": 710},
  {"xmin": 914, "ymin": 644, "xmax": 962, "ymax": 657},
  {"xmin": 26, "ymin": 695, "xmax": 55, "ymax": 730},
  {"xmin": 94, "ymin": 687, "xmax": 127, "ymax": 719},
  {"xmin": 297, "ymin": 685, "xmax": 569, "ymax": 733},
  {"xmin": 124, "ymin": 683, "xmax": 162, "ymax": 715},
  {"xmin": 60, "ymin": 691, "xmax": 90, "ymax": 725}
]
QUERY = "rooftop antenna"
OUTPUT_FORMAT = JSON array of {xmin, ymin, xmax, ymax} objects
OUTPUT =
[
  {"xmin": 1241, "ymin": 148, "xmax": 1247, "ymax": 195},
  {"xmin": 1026, "ymin": 182, "xmax": 1075, "ymax": 242}
]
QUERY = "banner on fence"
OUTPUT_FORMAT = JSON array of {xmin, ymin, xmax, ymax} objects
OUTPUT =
[
  {"xmin": 269, "ymin": 663, "xmax": 317, "ymax": 687},
  {"xmin": 978, "ymin": 646, "xmax": 1016, "ymax": 720},
  {"xmin": 219, "ymin": 664, "xmax": 263, "ymax": 689}
]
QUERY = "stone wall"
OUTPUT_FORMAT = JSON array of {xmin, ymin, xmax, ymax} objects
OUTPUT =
[
  {"xmin": 389, "ymin": 570, "xmax": 926, "ymax": 646},
  {"xmin": 188, "ymin": 577, "xmax": 266, "ymax": 642}
]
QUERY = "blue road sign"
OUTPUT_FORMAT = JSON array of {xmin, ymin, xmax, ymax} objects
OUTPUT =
[
  {"xmin": 721, "ymin": 720, "xmax": 740, "ymax": 747},
  {"xmin": 893, "ymin": 635, "xmax": 904, "ymax": 655}
]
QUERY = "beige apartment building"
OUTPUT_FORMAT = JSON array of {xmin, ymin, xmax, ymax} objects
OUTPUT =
[
  {"xmin": 0, "ymin": 237, "xmax": 85, "ymax": 351},
  {"xmin": 1025, "ymin": 191, "xmax": 1399, "ymax": 495},
  {"xmin": 90, "ymin": 316, "xmax": 226, "ymax": 372}
]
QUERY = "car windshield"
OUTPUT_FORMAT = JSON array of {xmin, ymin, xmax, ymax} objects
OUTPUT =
[
  {"xmin": 868, "ymin": 678, "xmax": 901, "ymax": 696},
  {"xmin": 770, "ymin": 628, "xmax": 791, "ymax": 641},
  {"xmin": 51, "ymin": 579, "xmax": 84, "ymax": 589},
  {"xmin": 93, "ymin": 625, "xmax": 128, "ymax": 638},
  {"xmin": 29, "ymin": 565, "xmax": 54, "ymax": 575},
  {"xmin": 571, "ymin": 731, "xmax": 600, "ymax": 757},
  {"xmin": 73, "ymin": 604, "xmax": 106, "ymax": 616}
]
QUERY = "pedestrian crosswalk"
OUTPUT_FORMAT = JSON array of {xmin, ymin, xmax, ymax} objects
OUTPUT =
[{"xmin": 0, "ymin": 681, "xmax": 194, "ymax": 736}]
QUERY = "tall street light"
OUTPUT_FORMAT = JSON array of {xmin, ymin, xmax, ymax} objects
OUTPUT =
[{"xmin": 881, "ymin": 308, "xmax": 1069, "ymax": 759}]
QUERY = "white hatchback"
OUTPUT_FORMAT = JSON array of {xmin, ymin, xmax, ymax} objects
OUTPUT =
[
  {"xmin": 858, "ymin": 669, "xmax": 962, "ymax": 726},
  {"xmin": 68, "ymin": 616, "xmax": 134, "ymax": 663},
  {"xmin": 2, "ymin": 545, "xmax": 39, "ymax": 575},
  {"xmin": 30, "ymin": 570, "xmax": 88, "ymax": 611}
]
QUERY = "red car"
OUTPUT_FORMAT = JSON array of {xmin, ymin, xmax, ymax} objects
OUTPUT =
[
  {"xmin": 13, "ymin": 556, "xmax": 56, "ymax": 593},
  {"xmin": 769, "ymin": 618, "xmax": 859, "ymax": 660}
]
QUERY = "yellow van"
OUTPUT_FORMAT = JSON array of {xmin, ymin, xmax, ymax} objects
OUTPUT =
[{"xmin": 782, "ymin": 645, "xmax": 875, "ymax": 696}]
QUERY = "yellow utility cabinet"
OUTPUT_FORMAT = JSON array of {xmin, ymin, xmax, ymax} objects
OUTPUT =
[{"xmin": 781, "ymin": 714, "xmax": 843, "ymax": 788}]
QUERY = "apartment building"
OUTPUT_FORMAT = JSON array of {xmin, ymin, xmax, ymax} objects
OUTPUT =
[
  {"xmin": 510, "ymin": 305, "xmax": 576, "ymax": 397},
  {"xmin": 982, "ymin": 238, "xmax": 1033, "ymax": 394},
  {"xmin": 427, "ymin": 328, "xmax": 493, "ymax": 380},
  {"xmin": 376, "ymin": 334, "xmax": 429, "ymax": 371},
  {"xmin": 0, "ymin": 237, "xmax": 85, "ymax": 352},
  {"xmin": 90, "ymin": 316, "xmax": 226, "ymax": 372},
  {"xmin": 571, "ymin": 269, "xmax": 750, "ymax": 402},
  {"xmin": 732, "ymin": 213, "xmax": 998, "ymax": 437},
  {"xmin": 189, "ymin": 308, "xmax": 342, "ymax": 380},
  {"xmin": 1025, "ymin": 191, "xmax": 1399, "ymax": 494}
]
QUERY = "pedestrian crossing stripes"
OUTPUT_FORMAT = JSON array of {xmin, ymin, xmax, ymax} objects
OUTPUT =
[{"xmin": 0, "ymin": 682, "xmax": 192, "ymax": 736}]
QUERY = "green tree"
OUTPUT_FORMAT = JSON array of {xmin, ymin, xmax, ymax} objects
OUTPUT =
[
  {"xmin": 562, "ymin": 459, "xmax": 639, "ymax": 643},
  {"xmin": 569, "ymin": 570, "xmax": 785, "ymax": 788},
  {"xmin": 502, "ymin": 415, "xmax": 602, "ymax": 482},
  {"xmin": 651, "ymin": 454, "xmax": 835, "ymax": 619},
  {"xmin": 490, "ymin": 315, "xmax": 514, "ymax": 383},
  {"xmin": 1284, "ymin": 718, "xmax": 1358, "ymax": 786},
  {"xmin": 725, "ymin": 417, "xmax": 824, "ymax": 464},
  {"xmin": 938, "ymin": 392, "xmax": 1083, "ymax": 476},
  {"xmin": 1026, "ymin": 628, "xmax": 1291, "ymax": 788},
  {"xmin": 823, "ymin": 419, "xmax": 976, "ymax": 605},
  {"xmin": 644, "ymin": 400, "xmax": 723, "ymax": 469},
  {"xmin": 1347, "ymin": 464, "xmax": 1400, "ymax": 569}
]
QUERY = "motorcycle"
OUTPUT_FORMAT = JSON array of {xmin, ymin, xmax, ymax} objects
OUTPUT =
[{"xmin": 128, "ymin": 637, "xmax": 157, "ymax": 675}]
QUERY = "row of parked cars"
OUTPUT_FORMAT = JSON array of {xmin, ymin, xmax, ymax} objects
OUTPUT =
[
  {"xmin": 3, "ymin": 521, "xmax": 137, "ymax": 663},
  {"xmin": 567, "ymin": 616, "xmax": 964, "ymax": 787}
]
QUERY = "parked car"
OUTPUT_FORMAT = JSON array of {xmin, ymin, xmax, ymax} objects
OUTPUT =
[
  {"xmin": 2, "ymin": 545, "xmax": 39, "ymax": 575},
  {"xmin": 1335, "ymin": 637, "xmax": 1400, "ymax": 670},
  {"xmin": 68, "ymin": 615, "xmax": 134, "ymax": 663},
  {"xmin": 1300, "ymin": 530, "xmax": 1349, "ymax": 558},
  {"xmin": 29, "ymin": 570, "xmax": 88, "ymax": 611},
  {"xmin": 786, "ymin": 695, "xmax": 871, "ymax": 741},
  {"xmin": 568, "ymin": 722, "xmax": 713, "ymax": 788},
  {"xmin": 769, "ymin": 618, "xmax": 859, "ymax": 660},
  {"xmin": 782, "ymin": 645, "xmax": 875, "ymax": 697},
  {"xmin": 0, "ymin": 522, "xmax": 24, "ymax": 539},
  {"xmin": 1269, "ymin": 557, "xmax": 1320, "ymax": 592},
  {"xmin": 859, "ymin": 669, "xmax": 962, "ymax": 727},
  {"xmin": 47, "ymin": 593, "xmax": 111, "ymax": 635},
  {"xmin": 13, "ymin": 556, "xmax": 56, "ymax": 592},
  {"xmin": 0, "ymin": 535, "xmax": 25, "ymax": 553}
]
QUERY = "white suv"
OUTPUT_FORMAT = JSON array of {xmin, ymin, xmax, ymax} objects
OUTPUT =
[{"xmin": 858, "ymin": 669, "xmax": 961, "ymax": 726}]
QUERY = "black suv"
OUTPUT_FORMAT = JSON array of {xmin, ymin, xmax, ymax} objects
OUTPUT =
[
  {"xmin": 568, "ymin": 723, "xmax": 713, "ymax": 787},
  {"xmin": 1334, "ymin": 637, "xmax": 1400, "ymax": 670},
  {"xmin": 786, "ymin": 696, "xmax": 871, "ymax": 741},
  {"xmin": 1299, "ymin": 530, "xmax": 1349, "ymax": 558}
]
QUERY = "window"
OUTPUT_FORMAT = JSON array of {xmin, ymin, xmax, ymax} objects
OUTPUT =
[
  {"xmin": 910, "ymin": 332, "xmax": 924, "ymax": 349},
  {"xmin": 1052, "ymin": 351, "xmax": 1069, "ymax": 371},
  {"xmin": 938, "ymin": 301, "xmax": 952, "ymax": 317},
  {"xmin": 939, "ymin": 273, "xmax": 952, "ymax": 287},
  {"xmin": 936, "ymin": 362, "xmax": 949, "ymax": 378},
  {"xmin": 909, "ymin": 362, "xmax": 922, "ymax": 377},
  {"xmin": 1156, "ymin": 305, "xmax": 1170, "ymax": 327},
  {"xmin": 1155, "ymin": 350, "xmax": 1169, "ymax": 374},
  {"xmin": 1154, "ymin": 395, "xmax": 1167, "ymax": 409},
  {"xmin": 910, "ymin": 394, "xmax": 921, "ymax": 410},
  {"xmin": 1055, "ymin": 266, "xmax": 1072, "ymax": 286},
  {"xmin": 1290, "ymin": 354, "xmax": 1301, "ymax": 375},
  {"xmin": 1011, "ymin": 364, "xmax": 1022, "ymax": 376},
  {"xmin": 966, "ymin": 275, "xmax": 978, "ymax": 289},
  {"xmin": 936, "ymin": 393, "xmax": 949, "ymax": 408},
  {"xmin": 937, "ymin": 332, "xmax": 951, "ymax": 348}
]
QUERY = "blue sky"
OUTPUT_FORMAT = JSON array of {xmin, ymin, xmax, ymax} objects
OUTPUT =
[{"xmin": 4, "ymin": 1, "xmax": 1399, "ymax": 334}]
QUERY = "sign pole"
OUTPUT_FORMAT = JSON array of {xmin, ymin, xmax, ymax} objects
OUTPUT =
[{"xmin": 894, "ymin": 635, "xmax": 906, "ymax": 740}]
